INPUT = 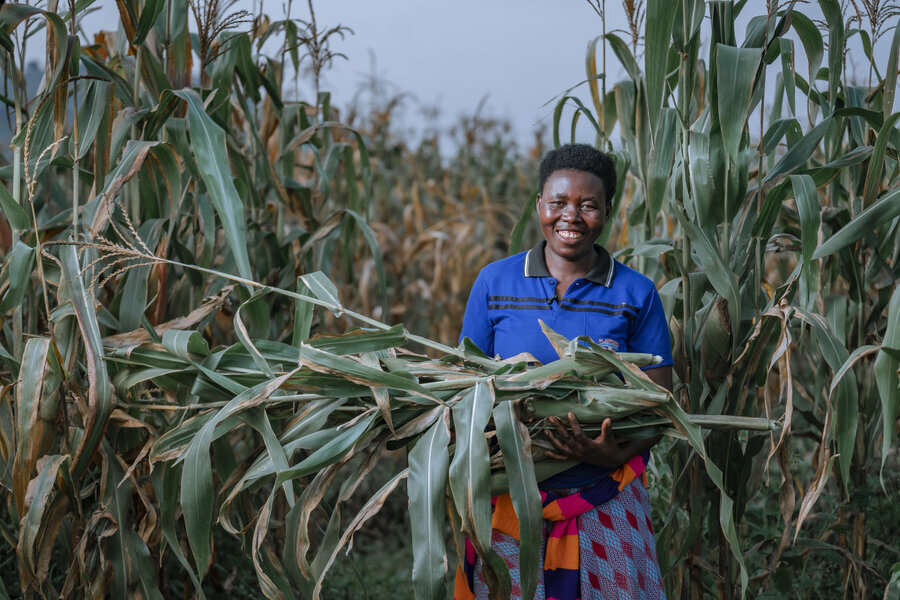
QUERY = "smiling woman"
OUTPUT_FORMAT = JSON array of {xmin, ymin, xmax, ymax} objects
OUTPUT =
[{"xmin": 456, "ymin": 144, "xmax": 672, "ymax": 600}]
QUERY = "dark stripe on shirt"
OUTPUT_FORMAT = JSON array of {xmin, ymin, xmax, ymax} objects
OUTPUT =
[
  {"xmin": 488, "ymin": 304, "xmax": 552, "ymax": 311},
  {"xmin": 562, "ymin": 298, "xmax": 639, "ymax": 313},
  {"xmin": 488, "ymin": 295, "xmax": 553, "ymax": 303},
  {"xmin": 559, "ymin": 305, "xmax": 636, "ymax": 320}
]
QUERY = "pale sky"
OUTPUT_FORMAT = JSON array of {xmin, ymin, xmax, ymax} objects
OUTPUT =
[{"xmin": 18, "ymin": 0, "xmax": 897, "ymax": 148}]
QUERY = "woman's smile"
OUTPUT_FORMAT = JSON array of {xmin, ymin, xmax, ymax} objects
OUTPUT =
[{"xmin": 556, "ymin": 229, "xmax": 584, "ymax": 240}]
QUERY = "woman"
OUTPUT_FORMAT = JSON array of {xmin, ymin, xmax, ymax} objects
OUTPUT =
[{"xmin": 454, "ymin": 144, "xmax": 671, "ymax": 600}]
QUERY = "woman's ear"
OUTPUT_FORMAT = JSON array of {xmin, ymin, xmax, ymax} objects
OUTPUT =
[{"xmin": 535, "ymin": 194, "xmax": 541, "ymax": 213}]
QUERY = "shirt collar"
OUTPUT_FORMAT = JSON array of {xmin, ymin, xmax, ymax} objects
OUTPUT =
[{"xmin": 523, "ymin": 241, "xmax": 616, "ymax": 287}]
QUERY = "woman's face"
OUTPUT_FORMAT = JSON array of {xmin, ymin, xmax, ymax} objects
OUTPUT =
[{"xmin": 536, "ymin": 169, "xmax": 609, "ymax": 264}]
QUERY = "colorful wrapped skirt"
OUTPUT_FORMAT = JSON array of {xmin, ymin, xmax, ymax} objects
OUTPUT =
[{"xmin": 453, "ymin": 477, "xmax": 665, "ymax": 600}]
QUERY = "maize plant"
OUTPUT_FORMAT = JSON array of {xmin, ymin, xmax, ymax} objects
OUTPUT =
[
  {"xmin": 0, "ymin": 0, "xmax": 898, "ymax": 597},
  {"xmin": 554, "ymin": 0, "xmax": 900, "ymax": 597}
]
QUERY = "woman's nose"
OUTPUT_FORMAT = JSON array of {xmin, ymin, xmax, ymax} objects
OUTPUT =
[{"xmin": 561, "ymin": 203, "xmax": 580, "ymax": 220}]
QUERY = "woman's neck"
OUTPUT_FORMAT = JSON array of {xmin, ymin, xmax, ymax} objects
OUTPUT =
[{"xmin": 543, "ymin": 244, "xmax": 600, "ymax": 281}]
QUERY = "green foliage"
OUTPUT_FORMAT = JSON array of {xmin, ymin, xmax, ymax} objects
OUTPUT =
[
  {"xmin": 0, "ymin": 0, "xmax": 898, "ymax": 598},
  {"xmin": 555, "ymin": 0, "xmax": 900, "ymax": 597}
]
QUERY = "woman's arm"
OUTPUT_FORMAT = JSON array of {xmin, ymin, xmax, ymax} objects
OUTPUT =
[{"xmin": 645, "ymin": 365, "xmax": 673, "ymax": 392}]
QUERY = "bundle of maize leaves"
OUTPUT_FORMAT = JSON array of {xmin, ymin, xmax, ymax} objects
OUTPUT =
[{"xmin": 103, "ymin": 283, "xmax": 777, "ymax": 600}]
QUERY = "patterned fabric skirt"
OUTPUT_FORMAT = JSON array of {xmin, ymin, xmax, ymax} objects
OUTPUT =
[{"xmin": 470, "ymin": 479, "xmax": 665, "ymax": 600}]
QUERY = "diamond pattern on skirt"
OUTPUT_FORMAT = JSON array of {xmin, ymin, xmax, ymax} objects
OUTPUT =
[
  {"xmin": 471, "ymin": 479, "xmax": 666, "ymax": 599},
  {"xmin": 626, "ymin": 510, "xmax": 639, "ymax": 530}
]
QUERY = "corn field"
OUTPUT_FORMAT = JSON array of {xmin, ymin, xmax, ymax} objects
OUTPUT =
[{"xmin": 0, "ymin": 0, "xmax": 898, "ymax": 598}]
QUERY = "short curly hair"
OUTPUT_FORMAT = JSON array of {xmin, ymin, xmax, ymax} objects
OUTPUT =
[{"xmin": 538, "ymin": 143, "xmax": 616, "ymax": 205}]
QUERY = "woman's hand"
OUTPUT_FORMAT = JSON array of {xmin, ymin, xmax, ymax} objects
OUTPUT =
[{"xmin": 544, "ymin": 413, "xmax": 661, "ymax": 468}]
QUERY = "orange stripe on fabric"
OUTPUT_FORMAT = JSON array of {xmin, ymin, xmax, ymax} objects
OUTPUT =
[
  {"xmin": 615, "ymin": 464, "xmax": 636, "ymax": 490},
  {"xmin": 452, "ymin": 565, "xmax": 474, "ymax": 600},
  {"xmin": 491, "ymin": 494, "xmax": 520, "ymax": 540},
  {"xmin": 544, "ymin": 533, "xmax": 580, "ymax": 570},
  {"xmin": 542, "ymin": 502, "xmax": 565, "ymax": 521}
]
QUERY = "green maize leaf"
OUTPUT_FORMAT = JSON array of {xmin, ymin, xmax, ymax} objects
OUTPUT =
[
  {"xmin": 820, "ymin": 0, "xmax": 843, "ymax": 109},
  {"xmin": 645, "ymin": 0, "xmax": 678, "ymax": 130},
  {"xmin": 408, "ymin": 413, "xmax": 451, "ymax": 600},
  {"xmin": 299, "ymin": 343, "xmax": 437, "ymax": 399},
  {"xmin": 108, "ymin": 345, "xmax": 191, "ymax": 370},
  {"xmin": 299, "ymin": 270, "xmax": 343, "ymax": 315},
  {"xmin": 883, "ymin": 17, "xmax": 900, "ymax": 120},
  {"xmin": 677, "ymin": 215, "xmax": 741, "ymax": 355},
  {"xmin": 648, "ymin": 108, "xmax": 679, "ymax": 220},
  {"xmin": 18, "ymin": 98, "xmax": 59, "ymax": 182},
  {"xmin": 862, "ymin": 112, "xmax": 900, "ymax": 209},
  {"xmin": 875, "ymin": 286, "xmax": 900, "ymax": 487},
  {"xmin": 828, "ymin": 345, "xmax": 879, "ymax": 399},
  {"xmin": 307, "ymin": 324, "xmax": 407, "ymax": 355},
  {"xmin": 659, "ymin": 400, "xmax": 748, "ymax": 593},
  {"xmin": 343, "ymin": 209, "xmax": 388, "ymax": 314},
  {"xmin": 552, "ymin": 95, "xmax": 603, "ymax": 148},
  {"xmin": 283, "ymin": 464, "xmax": 339, "ymax": 584},
  {"xmin": 155, "ymin": 463, "xmax": 204, "ymax": 598},
  {"xmin": 449, "ymin": 382, "xmax": 510, "ymax": 599},
  {"xmin": 273, "ymin": 411, "xmax": 378, "ymax": 487},
  {"xmin": 118, "ymin": 264, "xmax": 151, "ymax": 332},
  {"xmin": 84, "ymin": 140, "xmax": 163, "ymax": 233},
  {"xmin": 103, "ymin": 441, "xmax": 165, "ymax": 600},
  {"xmin": 0, "ymin": 241, "xmax": 35, "ymax": 313},
  {"xmin": 606, "ymin": 33, "xmax": 641, "ymax": 83},
  {"xmin": 0, "ymin": 5, "xmax": 68, "ymax": 97},
  {"xmin": 493, "ymin": 399, "xmax": 542, "ymax": 600},
  {"xmin": 181, "ymin": 371, "xmax": 297, "ymax": 579},
  {"xmin": 509, "ymin": 193, "xmax": 535, "ymax": 255},
  {"xmin": 292, "ymin": 277, "xmax": 314, "ymax": 347},
  {"xmin": 812, "ymin": 185, "xmax": 900, "ymax": 259},
  {"xmin": 248, "ymin": 495, "xmax": 293, "ymax": 600},
  {"xmin": 763, "ymin": 116, "xmax": 831, "ymax": 184},
  {"xmin": 60, "ymin": 246, "xmax": 111, "ymax": 483},
  {"xmin": 279, "ymin": 398, "xmax": 349, "ymax": 443},
  {"xmin": 716, "ymin": 45, "xmax": 760, "ymax": 161},
  {"xmin": 133, "ymin": 0, "xmax": 165, "ymax": 44},
  {"xmin": 360, "ymin": 351, "xmax": 394, "ymax": 433},
  {"xmin": 791, "ymin": 174, "xmax": 820, "ymax": 264},
  {"xmin": 0, "ymin": 181, "xmax": 30, "ymax": 230},
  {"xmin": 234, "ymin": 288, "xmax": 275, "ymax": 378},
  {"xmin": 790, "ymin": 11, "xmax": 823, "ymax": 86},
  {"xmin": 112, "ymin": 366, "xmax": 185, "ymax": 398},
  {"xmin": 761, "ymin": 118, "xmax": 802, "ymax": 155},
  {"xmin": 687, "ymin": 125, "xmax": 714, "ymax": 225},
  {"xmin": 170, "ymin": 89, "xmax": 253, "ymax": 281},
  {"xmin": 794, "ymin": 307, "xmax": 857, "ymax": 488},
  {"xmin": 311, "ymin": 468, "xmax": 408, "ymax": 600},
  {"xmin": 12, "ymin": 338, "xmax": 53, "ymax": 515},
  {"xmin": 240, "ymin": 406, "xmax": 296, "ymax": 506},
  {"xmin": 779, "ymin": 38, "xmax": 796, "ymax": 115},
  {"xmin": 161, "ymin": 329, "xmax": 211, "ymax": 361},
  {"xmin": 307, "ymin": 504, "xmax": 343, "ymax": 592},
  {"xmin": 521, "ymin": 388, "xmax": 669, "ymax": 422},
  {"xmin": 221, "ymin": 401, "xmax": 348, "ymax": 495},
  {"xmin": 885, "ymin": 562, "xmax": 900, "ymax": 600},
  {"xmin": 16, "ymin": 454, "xmax": 68, "ymax": 581},
  {"xmin": 70, "ymin": 80, "xmax": 112, "ymax": 160}
]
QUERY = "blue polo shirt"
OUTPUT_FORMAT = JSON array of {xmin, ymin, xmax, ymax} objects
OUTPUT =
[{"xmin": 459, "ymin": 241, "xmax": 673, "ymax": 487}]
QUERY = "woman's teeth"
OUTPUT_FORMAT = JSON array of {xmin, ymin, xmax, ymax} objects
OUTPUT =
[{"xmin": 558, "ymin": 230, "xmax": 582, "ymax": 240}]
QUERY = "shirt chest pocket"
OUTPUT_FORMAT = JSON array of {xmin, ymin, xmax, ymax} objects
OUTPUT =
[{"xmin": 576, "ymin": 310, "xmax": 633, "ymax": 353}]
